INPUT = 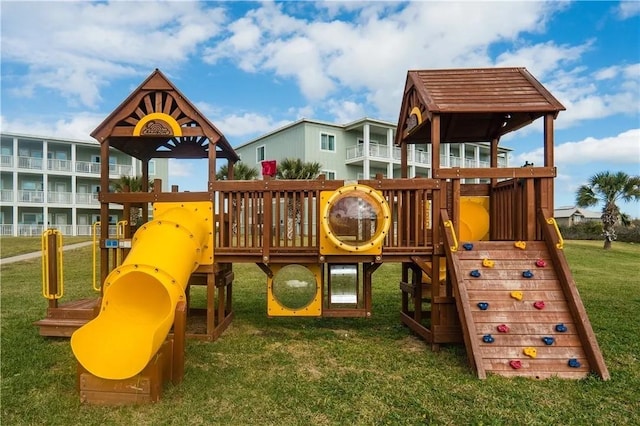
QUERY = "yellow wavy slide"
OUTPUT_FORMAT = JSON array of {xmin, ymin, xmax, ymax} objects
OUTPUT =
[{"xmin": 71, "ymin": 202, "xmax": 213, "ymax": 380}]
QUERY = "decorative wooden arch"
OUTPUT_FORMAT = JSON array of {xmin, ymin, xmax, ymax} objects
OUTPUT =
[{"xmin": 91, "ymin": 68, "xmax": 239, "ymax": 187}]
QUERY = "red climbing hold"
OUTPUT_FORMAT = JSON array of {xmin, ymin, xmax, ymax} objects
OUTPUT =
[
  {"xmin": 509, "ymin": 360, "xmax": 522, "ymax": 369},
  {"xmin": 533, "ymin": 300, "xmax": 545, "ymax": 310},
  {"xmin": 535, "ymin": 259, "xmax": 546, "ymax": 267},
  {"xmin": 497, "ymin": 324, "xmax": 510, "ymax": 333}
]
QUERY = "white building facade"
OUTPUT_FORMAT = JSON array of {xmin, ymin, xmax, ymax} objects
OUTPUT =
[
  {"xmin": 0, "ymin": 132, "xmax": 169, "ymax": 236},
  {"xmin": 234, "ymin": 117, "xmax": 510, "ymax": 182}
]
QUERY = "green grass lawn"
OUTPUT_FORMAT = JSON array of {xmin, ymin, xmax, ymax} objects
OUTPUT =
[
  {"xmin": 1, "ymin": 241, "xmax": 639, "ymax": 425},
  {"xmin": 1, "ymin": 236, "xmax": 92, "ymax": 258}
]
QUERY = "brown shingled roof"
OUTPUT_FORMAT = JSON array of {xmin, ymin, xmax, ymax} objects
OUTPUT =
[{"xmin": 396, "ymin": 67, "xmax": 566, "ymax": 144}]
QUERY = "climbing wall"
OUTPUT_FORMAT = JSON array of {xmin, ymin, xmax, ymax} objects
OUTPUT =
[{"xmin": 450, "ymin": 241, "xmax": 605, "ymax": 379}]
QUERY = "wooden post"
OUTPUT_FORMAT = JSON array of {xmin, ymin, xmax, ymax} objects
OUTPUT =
[
  {"xmin": 172, "ymin": 301, "xmax": 186, "ymax": 385},
  {"xmin": 46, "ymin": 232, "xmax": 59, "ymax": 309}
]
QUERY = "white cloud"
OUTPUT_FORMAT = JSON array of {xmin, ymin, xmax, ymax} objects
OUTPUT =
[
  {"xmin": 0, "ymin": 113, "xmax": 103, "ymax": 140},
  {"xmin": 513, "ymin": 128, "xmax": 640, "ymax": 166},
  {"xmin": 168, "ymin": 159, "xmax": 197, "ymax": 178},
  {"xmin": 617, "ymin": 1, "xmax": 640, "ymax": 19},
  {"xmin": 1, "ymin": 1, "xmax": 226, "ymax": 108}
]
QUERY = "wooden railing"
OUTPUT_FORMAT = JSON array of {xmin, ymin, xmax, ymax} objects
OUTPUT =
[{"xmin": 212, "ymin": 177, "xmax": 442, "ymax": 263}]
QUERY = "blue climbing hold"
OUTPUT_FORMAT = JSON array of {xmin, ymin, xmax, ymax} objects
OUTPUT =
[
  {"xmin": 477, "ymin": 302, "xmax": 489, "ymax": 310},
  {"xmin": 522, "ymin": 270, "xmax": 534, "ymax": 278},
  {"xmin": 470, "ymin": 269, "xmax": 481, "ymax": 278},
  {"xmin": 482, "ymin": 334, "xmax": 495, "ymax": 343},
  {"xmin": 568, "ymin": 358, "xmax": 582, "ymax": 368},
  {"xmin": 463, "ymin": 243, "xmax": 474, "ymax": 251},
  {"xmin": 555, "ymin": 323, "xmax": 568, "ymax": 332},
  {"xmin": 542, "ymin": 336, "xmax": 555, "ymax": 345}
]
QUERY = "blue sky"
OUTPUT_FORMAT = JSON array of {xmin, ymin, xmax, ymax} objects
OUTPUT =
[{"xmin": 1, "ymin": 1, "xmax": 639, "ymax": 217}]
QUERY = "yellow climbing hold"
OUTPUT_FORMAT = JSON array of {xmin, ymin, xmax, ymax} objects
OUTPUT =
[
  {"xmin": 510, "ymin": 291, "xmax": 523, "ymax": 301},
  {"xmin": 515, "ymin": 241, "xmax": 527, "ymax": 249},
  {"xmin": 482, "ymin": 258, "xmax": 495, "ymax": 268},
  {"xmin": 523, "ymin": 347, "xmax": 537, "ymax": 358}
]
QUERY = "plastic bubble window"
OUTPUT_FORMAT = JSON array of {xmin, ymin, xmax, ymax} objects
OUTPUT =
[
  {"xmin": 267, "ymin": 264, "xmax": 322, "ymax": 316},
  {"xmin": 321, "ymin": 184, "xmax": 391, "ymax": 253}
]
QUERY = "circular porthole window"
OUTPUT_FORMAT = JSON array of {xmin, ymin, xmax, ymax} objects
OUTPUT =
[
  {"xmin": 271, "ymin": 264, "xmax": 318, "ymax": 311},
  {"xmin": 322, "ymin": 184, "xmax": 391, "ymax": 252}
]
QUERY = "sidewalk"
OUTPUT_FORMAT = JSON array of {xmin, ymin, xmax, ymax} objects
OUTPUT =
[{"xmin": 0, "ymin": 241, "xmax": 94, "ymax": 266}]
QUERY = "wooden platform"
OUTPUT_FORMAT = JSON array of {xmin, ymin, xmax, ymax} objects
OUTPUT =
[
  {"xmin": 34, "ymin": 298, "xmax": 100, "ymax": 337},
  {"xmin": 449, "ymin": 241, "xmax": 605, "ymax": 379}
]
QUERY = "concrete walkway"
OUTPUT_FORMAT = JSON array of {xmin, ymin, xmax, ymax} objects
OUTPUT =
[{"xmin": 0, "ymin": 241, "xmax": 94, "ymax": 266}]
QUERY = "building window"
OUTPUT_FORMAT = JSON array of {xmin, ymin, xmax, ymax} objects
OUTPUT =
[
  {"xmin": 148, "ymin": 160, "xmax": 156, "ymax": 175},
  {"xmin": 256, "ymin": 145, "xmax": 265, "ymax": 162},
  {"xmin": 320, "ymin": 133, "xmax": 336, "ymax": 152},
  {"xmin": 322, "ymin": 170, "xmax": 336, "ymax": 180}
]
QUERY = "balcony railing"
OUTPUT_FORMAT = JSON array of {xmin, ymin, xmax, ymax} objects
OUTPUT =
[
  {"xmin": 75, "ymin": 161, "xmax": 133, "ymax": 176},
  {"xmin": 18, "ymin": 156, "xmax": 43, "ymax": 170},
  {"xmin": 0, "ymin": 224, "xmax": 13, "ymax": 236},
  {"xmin": 1, "ymin": 189, "xmax": 13, "ymax": 202},
  {"xmin": 75, "ymin": 193, "xmax": 100, "ymax": 205},
  {"xmin": 346, "ymin": 143, "xmax": 430, "ymax": 165},
  {"xmin": 48, "ymin": 191, "xmax": 73, "ymax": 204},
  {"xmin": 17, "ymin": 224, "xmax": 45, "ymax": 236},
  {"xmin": 1, "ymin": 155, "xmax": 12, "ymax": 168},
  {"xmin": 18, "ymin": 190, "xmax": 44, "ymax": 203},
  {"xmin": 48, "ymin": 158, "xmax": 72, "ymax": 172}
]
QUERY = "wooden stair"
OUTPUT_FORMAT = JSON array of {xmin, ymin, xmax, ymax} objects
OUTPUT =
[
  {"xmin": 448, "ymin": 240, "xmax": 607, "ymax": 379},
  {"xmin": 34, "ymin": 298, "xmax": 100, "ymax": 337}
]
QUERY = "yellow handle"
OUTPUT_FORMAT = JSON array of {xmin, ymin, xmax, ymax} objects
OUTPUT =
[
  {"xmin": 546, "ymin": 217, "xmax": 564, "ymax": 250},
  {"xmin": 443, "ymin": 220, "xmax": 458, "ymax": 252},
  {"xmin": 92, "ymin": 222, "xmax": 101, "ymax": 292}
]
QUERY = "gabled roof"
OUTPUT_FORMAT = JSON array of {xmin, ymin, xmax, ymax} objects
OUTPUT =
[
  {"xmin": 91, "ymin": 69, "xmax": 239, "ymax": 162},
  {"xmin": 396, "ymin": 67, "xmax": 565, "ymax": 145},
  {"xmin": 554, "ymin": 206, "xmax": 601, "ymax": 219}
]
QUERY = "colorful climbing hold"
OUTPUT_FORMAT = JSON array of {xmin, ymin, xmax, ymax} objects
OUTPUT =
[
  {"xmin": 568, "ymin": 358, "xmax": 582, "ymax": 368},
  {"xmin": 477, "ymin": 302, "xmax": 489, "ymax": 310},
  {"xmin": 515, "ymin": 241, "xmax": 526, "ymax": 249},
  {"xmin": 542, "ymin": 336, "xmax": 555, "ymax": 345},
  {"xmin": 523, "ymin": 347, "xmax": 537, "ymax": 358},
  {"xmin": 482, "ymin": 334, "xmax": 495, "ymax": 343},
  {"xmin": 482, "ymin": 258, "xmax": 495, "ymax": 268},
  {"xmin": 533, "ymin": 300, "xmax": 546, "ymax": 310},
  {"xmin": 509, "ymin": 360, "xmax": 522, "ymax": 369},
  {"xmin": 463, "ymin": 243, "xmax": 474, "ymax": 251},
  {"xmin": 497, "ymin": 324, "xmax": 510, "ymax": 333},
  {"xmin": 535, "ymin": 259, "xmax": 547, "ymax": 267},
  {"xmin": 555, "ymin": 323, "xmax": 568, "ymax": 332},
  {"xmin": 522, "ymin": 270, "xmax": 534, "ymax": 278},
  {"xmin": 470, "ymin": 269, "xmax": 481, "ymax": 278},
  {"xmin": 510, "ymin": 291, "xmax": 524, "ymax": 301}
]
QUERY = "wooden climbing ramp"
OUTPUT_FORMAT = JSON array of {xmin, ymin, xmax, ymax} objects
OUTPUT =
[{"xmin": 442, "ymin": 216, "xmax": 609, "ymax": 380}]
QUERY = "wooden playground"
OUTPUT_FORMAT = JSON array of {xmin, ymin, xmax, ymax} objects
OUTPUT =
[{"xmin": 35, "ymin": 67, "xmax": 609, "ymax": 405}]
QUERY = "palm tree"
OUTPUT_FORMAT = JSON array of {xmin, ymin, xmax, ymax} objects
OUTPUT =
[
  {"xmin": 215, "ymin": 162, "xmax": 259, "ymax": 181},
  {"xmin": 575, "ymin": 171, "xmax": 640, "ymax": 249},
  {"xmin": 111, "ymin": 175, "xmax": 153, "ymax": 226},
  {"xmin": 276, "ymin": 158, "xmax": 322, "ymax": 240}
]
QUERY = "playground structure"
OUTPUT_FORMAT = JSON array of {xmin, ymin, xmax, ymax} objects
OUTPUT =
[{"xmin": 36, "ymin": 68, "xmax": 609, "ymax": 404}]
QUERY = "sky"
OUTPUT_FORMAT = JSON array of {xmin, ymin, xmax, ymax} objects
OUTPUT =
[{"xmin": 1, "ymin": 0, "xmax": 639, "ymax": 217}]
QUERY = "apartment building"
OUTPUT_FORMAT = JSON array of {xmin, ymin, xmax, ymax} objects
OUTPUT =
[
  {"xmin": 0, "ymin": 132, "xmax": 169, "ymax": 236},
  {"xmin": 234, "ymin": 117, "xmax": 510, "ymax": 181}
]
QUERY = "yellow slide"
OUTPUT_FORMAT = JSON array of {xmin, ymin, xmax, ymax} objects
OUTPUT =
[{"xmin": 71, "ymin": 202, "xmax": 213, "ymax": 380}]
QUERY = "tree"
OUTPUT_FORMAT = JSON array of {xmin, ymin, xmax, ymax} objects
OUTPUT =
[
  {"xmin": 111, "ymin": 175, "xmax": 153, "ymax": 226},
  {"xmin": 575, "ymin": 171, "xmax": 640, "ymax": 249},
  {"xmin": 215, "ymin": 162, "xmax": 259, "ymax": 181},
  {"xmin": 276, "ymin": 158, "xmax": 322, "ymax": 240}
]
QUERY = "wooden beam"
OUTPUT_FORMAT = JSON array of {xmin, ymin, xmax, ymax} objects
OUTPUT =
[{"xmin": 434, "ymin": 166, "xmax": 556, "ymax": 179}]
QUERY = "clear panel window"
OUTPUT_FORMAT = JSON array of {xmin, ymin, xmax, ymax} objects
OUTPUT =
[
  {"xmin": 256, "ymin": 145, "xmax": 265, "ymax": 162},
  {"xmin": 320, "ymin": 133, "xmax": 335, "ymax": 152}
]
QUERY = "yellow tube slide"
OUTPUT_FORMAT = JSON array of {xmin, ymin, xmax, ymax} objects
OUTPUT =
[
  {"xmin": 459, "ymin": 197, "xmax": 490, "ymax": 241},
  {"xmin": 71, "ymin": 202, "xmax": 212, "ymax": 380}
]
